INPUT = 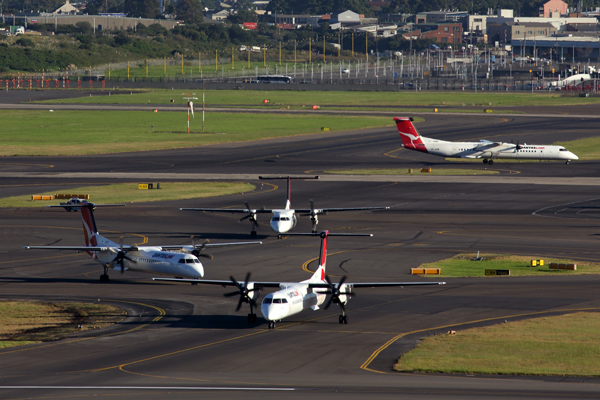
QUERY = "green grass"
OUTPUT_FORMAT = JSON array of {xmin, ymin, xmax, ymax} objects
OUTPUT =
[
  {"xmin": 0, "ymin": 110, "xmax": 390, "ymax": 156},
  {"xmin": 34, "ymin": 89, "xmax": 600, "ymax": 107},
  {"xmin": 419, "ymin": 253, "xmax": 600, "ymax": 277},
  {"xmin": 325, "ymin": 168, "xmax": 499, "ymax": 176},
  {"xmin": 0, "ymin": 300, "xmax": 125, "ymax": 348},
  {"xmin": 0, "ymin": 182, "xmax": 254, "ymax": 208},
  {"xmin": 108, "ymin": 60, "xmax": 285, "ymax": 79},
  {"xmin": 395, "ymin": 312, "xmax": 600, "ymax": 376}
]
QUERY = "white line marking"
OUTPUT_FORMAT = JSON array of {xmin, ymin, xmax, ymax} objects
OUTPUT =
[{"xmin": 0, "ymin": 386, "xmax": 295, "ymax": 391}]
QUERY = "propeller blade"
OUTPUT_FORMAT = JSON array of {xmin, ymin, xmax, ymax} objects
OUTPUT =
[
  {"xmin": 310, "ymin": 199, "xmax": 315, "ymax": 214},
  {"xmin": 244, "ymin": 201, "xmax": 251, "ymax": 212},
  {"xmin": 324, "ymin": 295, "xmax": 334, "ymax": 310},
  {"xmin": 240, "ymin": 214, "xmax": 251, "ymax": 222},
  {"xmin": 236, "ymin": 296, "xmax": 244, "ymax": 311},
  {"xmin": 199, "ymin": 253, "xmax": 213, "ymax": 260},
  {"xmin": 243, "ymin": 272, "xmax": 251, "ymax": 288},
  {"xmin": 224, "ymin": 291, "xmax": 240, "ymax": 297}
]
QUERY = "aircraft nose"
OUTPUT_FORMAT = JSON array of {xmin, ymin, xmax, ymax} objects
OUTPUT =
[
  {"xmin": 571, "ymin": 152, "xmax": 579, "ymax": 160},
  {"xmin": 192, "ymin": 263, "xmax": 204, "ymax": 278},
  {"xmin": 261, "ymin": 304, "xmax": 279, "ymax": 321}
]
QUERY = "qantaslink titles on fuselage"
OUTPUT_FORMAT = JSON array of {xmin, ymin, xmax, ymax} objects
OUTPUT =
[{"xmin": 395, "ymin": 117, "xmax": 578, "ymax": 165}]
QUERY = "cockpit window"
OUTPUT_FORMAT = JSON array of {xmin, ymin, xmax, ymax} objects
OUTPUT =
[
  {"xmin": 559, "ymin": 148, "xmax": 568, "ymax": 151},
  {"xmin": 272, "ymin": 217, "xmax": 279, "ymax": 221},
  {"xmin": 185, "ymin": 258, "xmax": 195, "ymax": 263},
  {"xmin": 193, "ymin": 259, "xmax": 200, "ymax": 263},
  {"xmin": 178, "ymin": 259, "xmax": 185, "ymax": 263},
  {"xmin": 263, "ymin": 298, "xmax": 272, "ymax": 304}
]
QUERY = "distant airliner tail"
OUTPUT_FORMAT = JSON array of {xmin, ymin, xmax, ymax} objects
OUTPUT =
[{"xmin": 394, "ymin": 117, "xmax": 428, "ymax": 153}]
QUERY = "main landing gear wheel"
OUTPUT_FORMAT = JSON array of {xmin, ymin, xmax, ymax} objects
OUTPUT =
[
  {"xmin": 483, "ymin": 159, "xmax": 488, "ymax": 164},
  {"xmin": 566, "ymin": 161, "xmax": 570, "ymax": 165},
  {"xmin": 247, "ymin": 313, "xmax": 257, "ymax": 323},
  {"xmin": 268, "ymin": 321, "xmax": 276, "ymax": 329},
  {"xmin": 99, "ymin": 274, "xmax": 109, "ymax": 283},
  {"xmin": 277, "ymin": 234, "xmax": 282, "ymax": 239},
  {"xmin": 338, "ymin": 315, "xmax": 348, "ymax": 324},
  {"xmin": 488, "ymin": 159, "xmax": 494, "ymax": 165}
]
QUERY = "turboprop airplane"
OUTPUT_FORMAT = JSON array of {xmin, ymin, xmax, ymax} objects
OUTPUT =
[
  {"xmin": 154, "ymin": 230, "xmax": 445, "ymax": 329},
  {"xmin": 181, "ymin": 176, "xmax": 390, "ymax": 238},
  {"xmin": 23, "ymin": 201, "xmax": 261, "ymax": 283},
  {"xmin": 395, "ymin": 117, "xmax": 578, "ymax": 165}
]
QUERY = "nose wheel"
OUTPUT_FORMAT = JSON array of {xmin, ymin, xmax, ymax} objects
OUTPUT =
[
  {"xmin": 338, "ymin": 314, "xmax": 348, "ymax": 324},
  {"xmin": 247, "ymin": 313, "xmax": 257, "ymax": 323},
  {"xmin": 268, "ymin": 321, "xmax": 276, "ymax": 329}
]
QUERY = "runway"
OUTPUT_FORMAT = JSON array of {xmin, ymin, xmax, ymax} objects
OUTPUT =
[{"xmin": 1, "ymin": 109, "xmax": 600, "ymax": 399}]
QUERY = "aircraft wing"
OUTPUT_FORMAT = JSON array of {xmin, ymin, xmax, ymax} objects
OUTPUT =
[
  {"xmin": 475, "ymin": 141, "xmax": 503, "ymax": 149},
  {"xmin": 295, "ymin": 206, "xmax": 390, "ymax": 213},
  {"xmin": 306, "ymin": 281, "xmax": 445, "ymax": 288},
  {"xmin": 24, "ymin": 244, "xmax": 138, "ymax": 251},
  {"xmin": 24, "ymin": 245, "xmax": 111, "ymax": 251},
  {"xmin": 153, "ymin": 277, "xmax": 282, "ymax": 288},
  {"xmin": 180, "ymin": 208, "xmax": 273, "ymax": 213},
  {"xmin": 159, "ymin": 241, "xmax": 262, "ymax": 251}
]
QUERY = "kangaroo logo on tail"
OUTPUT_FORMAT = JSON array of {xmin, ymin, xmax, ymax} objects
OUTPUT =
[
  {"xmin": 394, "ymin": 117, "xmax": 429, "ymax": 154},
  {"xmin": 311, "ymin": 230, "xmax": 328, "ymax": 282},
  {"xmin": 80, "ymin": 203, "xmax": 99, "ymax": 258}
]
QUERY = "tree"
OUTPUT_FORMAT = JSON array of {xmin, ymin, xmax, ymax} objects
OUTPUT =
[
  {"xmin": 124, "ymin": 0, "xmax": 161, "ymax": 18},
  {"xmin": 76, "ymin": 21, "xmax": 93, "ymax": 35},
  {"xmin": 176, "ymin": 0, "xmax": 204, "ymax": 24}
]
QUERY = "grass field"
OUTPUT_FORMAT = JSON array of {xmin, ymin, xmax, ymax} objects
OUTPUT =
[
  {"xmin": 418, "ymin": 253, "xmax": 600, "ymax": 277},
  {"xmin": 0, "ymin": 182, "xmax": 255, "ymax": 208},
  {"xmin": 108, "ymin": 60, "xmax": 288, "ymax": 79},
  {"xmin": 325, "ymin": 168, "xmax": 499, "ymax": 175},
  {"xmin": 34, "ymin": 89, "xmax": 600, "ymax": 108},
  {"xmin": 0, "ymin": 110, "xmax": 390, "ymax": 156},
  {"xmin": 556, "ymin": 137, "xmax": 600, "ymax": 161},
  {"xmin": 0, "ymin": 300, "xmax": 125, "ymax": 349},
  {"xmin": 395, "ymin": 312, "xmax": 600, "ymax": 376}
]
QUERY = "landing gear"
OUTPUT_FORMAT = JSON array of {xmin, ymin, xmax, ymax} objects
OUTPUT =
[
  {"xmin": 268, "ymin": 321, "xmax": 276, "ymax": 329},
  {"xmin": 483, "ymin": 159, "xmax": 488, "ymax": 164},
  {"xmin": 277, "ymin": 234, "xmax": 282, "ymax": 239},
  {"xmin": 250, "ymin": 230, "xmax": 257, "ymax": 238},
  {"xmin": 338, "ymin": 314, "xmax": 348, "ymax": 324},
  {"xmin": 247, "ymin": 313, "xmax": 257, "ymax": 323},
  {"xmin": 566, "ymin": 161, "xmax": 570, "ymax": 165},
  {"xmin": 99, "ymin": 264, "xmax": 110, "ymax": 283},
  {"xmin": 488, "ymin": 159, "xmax": 494, "ymax": 165}
]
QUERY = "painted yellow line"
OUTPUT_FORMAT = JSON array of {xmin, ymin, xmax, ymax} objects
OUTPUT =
[
  {"xmin": 360, "ymin": 307, "xmax": 600, "ymax": 374},
  {"xmin": 112, "ymin": 329, "xmax": 269, "ymax": 372}
]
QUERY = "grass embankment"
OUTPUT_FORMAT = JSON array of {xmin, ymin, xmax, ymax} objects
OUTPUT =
[
  {"xmin": 35, "ymin": 89, "xmax": 600, "ymax": 108},
  {"xmin": 0, "ymin": 300, "xmax": 126, "ymax": 349},
  {"xmin": 325, "ymin": 168, "xmax": 499, "ymax": 176},
  {"xmin": 395, "ymin": 312, "xmax": 600, "ymax": 376},
  {"xmin": 0, "ymin": 110, "xmax": 390, "ymax": 156},
  {"xmin": 418, "ymin": 253, "xmax": 600, "ymax": 277},
  {"xmin": 0, "ymin": 182, "xmax": 255, "ymax": 208},
  {"xmin": 556, "ymin": 137, "xmax": 600, "ymax": 161}
]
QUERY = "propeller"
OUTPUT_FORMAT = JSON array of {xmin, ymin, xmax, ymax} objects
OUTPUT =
[
  {"xmin": 190, "ymin": 236, "xmax": 213, "ymax": 260},
  {"xmin": 239, "ymin": 202, "xmax": 259, "ymax": 231},
  {"xmin": 309, "ymin": 199, "xmax": 319, "ymax": 233},
  {"xmin": 515, "ymin": 140, "xmax": 522, "ymax": 150},
  {"xmin": 223, "ymin": 273, "xmax": 259, "ymax": 311},
  {"xmin": 109, "ymin": 236, "xmax": 136, "ymax": 274},
  {"xmin": 323, "ymin": 275, "xmax": 354, "ymax": 310}
]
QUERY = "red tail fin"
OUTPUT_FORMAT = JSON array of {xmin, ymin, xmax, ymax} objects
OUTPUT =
[
  {"xmin": 394, "ymin": 117, "xmax": 428, "ymax": 153},
  {"xmin": 318, "ymin": 230, "xmax": 328, "ymax": 274},
  {"xmin": 80, "ymin": 203, "xmax": 99, "ymax": 250}
]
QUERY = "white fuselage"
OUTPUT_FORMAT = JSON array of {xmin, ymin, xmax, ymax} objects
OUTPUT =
[
  {"xmin": 261, "ymin": 283, "xmax": 326, "ymax": 321},
  {"xmin": 269, "ymin": 209, "xmax": 297, "ymax": 234},
  {"xmin": 92, "ymin": 235, "xmax": 204, "ymax": 278},
  {"xmin": 421, "ymin": 137, "xmax": 578, "ymax": 161}
]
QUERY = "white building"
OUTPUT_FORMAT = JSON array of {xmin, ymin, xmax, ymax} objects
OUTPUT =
[{"xmin": 54, "ymin": 0, "xmax": 79, "ymax": 15}]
